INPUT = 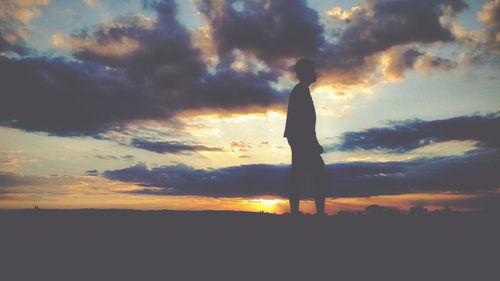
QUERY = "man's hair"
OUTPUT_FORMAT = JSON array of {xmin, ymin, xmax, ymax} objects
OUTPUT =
[{"xmin": 295, "ymin": 58, "xmax": 315, "ymax": 81}]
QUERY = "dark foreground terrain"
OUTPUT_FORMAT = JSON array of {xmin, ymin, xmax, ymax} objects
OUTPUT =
[{"xmin": 1, "ymin": 208, "xmax": 499, "ymax": 280}]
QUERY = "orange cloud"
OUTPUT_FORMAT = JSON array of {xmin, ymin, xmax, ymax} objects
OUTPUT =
[{"xmin": 0, "ymin": 0, "xmax": 49, "ymax": 46}]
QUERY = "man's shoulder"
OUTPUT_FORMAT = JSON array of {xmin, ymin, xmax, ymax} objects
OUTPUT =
[
  {"xmin": 292, "ymin": 82, "xmax": 307, "ymax": 92},
  {"xmin": 290, "ymin": 83, "xmax": 308, "ymax": 98}
]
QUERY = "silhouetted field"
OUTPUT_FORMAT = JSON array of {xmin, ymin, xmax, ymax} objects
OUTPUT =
[{"xmin": 1, "ymin": 207, "xmax": 498, "ymax": 280}]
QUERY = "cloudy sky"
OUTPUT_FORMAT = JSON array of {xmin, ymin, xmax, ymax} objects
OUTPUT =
[{"xmin": 1, "ymin": 0, "xmax": 499, "ymax": 214}]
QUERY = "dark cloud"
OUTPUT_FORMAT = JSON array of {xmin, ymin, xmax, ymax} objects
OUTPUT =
[
  {"xmin": 86, "ymin": 170, "xmax": 99, "ymax": 176},
  {"xmin": 402, "ymin": 49, "xmax": 425, "ymax": 68},
  {"xmin": 196, "ymin": 0, "xmax": 325, "ymax": 63},
  {"xmin": 0, "ymin": 56, "xmax": 285, "ymax": 136},
  {"xmin": 72, "ymin": 1, "xmax": 204, "ymax": 87},
  {"xmin": 0, "ymin": 56, "xmax": 164, "ymax": 136},
  {"xmin": 103, "ymin": 149, "xmax": 500, "ymax": 199},
  {"xmin": 71, "ymin": 0, "xmax": 287, "ymax": 104},
  {"xmin": 131, "ymin": 139, "xmax": 223, "ymax": 154},
  {"xmin": 104, "ymin": 163, "xmax": 290, "ymax": 197},
  {"xmin": 320, "ymin": 0, "xmax": 467, "ymax": 70},
  {"xmin": 442, "ymin": 0, "xmax": 469, "ymax": 15},
  {"xmin": 0, "ymin": 0, "xmax": 286, "ymax": 136},
  {"xmin": 0, "ymin": 35, "xmax": 27, "ymax": 55},
  {"xmin": 172, "ymin": 66, "xmax": 285, "ymax": 111},
  {"xmin": 328, "ymin": 113, "xmax": 500, "ymax": 153}
]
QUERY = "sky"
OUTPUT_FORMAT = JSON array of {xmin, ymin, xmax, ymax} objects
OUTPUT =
[{"xmin": 0, "ymin": 0, "xmax": 499, "ymax": 214}]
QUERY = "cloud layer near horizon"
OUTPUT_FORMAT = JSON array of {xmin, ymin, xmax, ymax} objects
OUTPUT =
[
  {"xmin": 101, "ymin": 149, "xmax": 499, "ymax": 198},
  {"xmin": 101, "ymin": 114, "xmax": 500, "ymax": 198}
]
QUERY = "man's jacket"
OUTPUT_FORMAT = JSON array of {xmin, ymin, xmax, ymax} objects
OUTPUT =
[{"xmin": 283, "ymin": 82, "xmax": 319, "ymax": 148}]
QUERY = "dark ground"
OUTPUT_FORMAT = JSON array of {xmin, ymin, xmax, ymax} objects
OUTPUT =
[{"xmin": 1, "ymin": 208, "xmax": 499, "ymax": 280}]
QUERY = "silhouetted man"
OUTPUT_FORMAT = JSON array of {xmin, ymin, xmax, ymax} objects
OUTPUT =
[{"xmin": 284, "ymin": 58, "xmax": 327, "ymax": 216}]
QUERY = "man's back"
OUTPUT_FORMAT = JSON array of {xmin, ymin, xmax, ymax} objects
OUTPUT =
[{"xmin": 284, "ymin": 82, "xmax": 317, "ymax": 146}]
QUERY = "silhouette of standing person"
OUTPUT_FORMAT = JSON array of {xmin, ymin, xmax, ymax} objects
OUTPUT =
[{"xmin": 284, "ymin": 58, "xmax": 327, "ymax": 216}]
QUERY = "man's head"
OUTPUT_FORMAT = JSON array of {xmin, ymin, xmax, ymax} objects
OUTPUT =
[{"xmin": 295, "ymin": 58, "xmax": 316, "ymax": 84}]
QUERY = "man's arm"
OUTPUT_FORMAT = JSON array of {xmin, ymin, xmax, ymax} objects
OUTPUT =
[{"xmin": 286, "ymin": 93, "xmax": 323, "ymax": 153}]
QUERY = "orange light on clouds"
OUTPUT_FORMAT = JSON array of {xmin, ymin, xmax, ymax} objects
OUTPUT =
[
  {"xmin": 183, "ymin": 111, "xmax": 286, "ymax": 124},
  {"xmin": 327, "ymin": 6, "xmax": 361, "ymax": 21},
  {"xmin": 312, "ymin": 85, "xmax": 353, "ymax": 101}
]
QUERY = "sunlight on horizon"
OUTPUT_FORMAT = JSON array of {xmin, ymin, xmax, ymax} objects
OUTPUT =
[{"xmin": 0, "ymin": 190, "xmax": 487, "ymax": 215}]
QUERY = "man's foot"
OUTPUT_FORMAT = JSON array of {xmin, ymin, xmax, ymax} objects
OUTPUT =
[{"xmin": 291, "ymin": 210, "xmax": 304, "ymax": 216}]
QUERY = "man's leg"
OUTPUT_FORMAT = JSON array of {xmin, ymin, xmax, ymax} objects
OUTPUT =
[
  {"xmin": 289, "ymin": 164, "xmax": 304, "ymax": 215},
  {"xmin": 289, "ymin": 147, "xmax": 305, "ymax": 215},
  {"xmin": 312, "ymin": 154, "xmax": 327, "ymax": 215}
]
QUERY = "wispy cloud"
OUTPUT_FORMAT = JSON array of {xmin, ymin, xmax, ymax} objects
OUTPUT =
[
  {"xmin": 131, "ymin": 139, "xmax": 223, "ymax": 154},
  {"xmin": 326, "ymin": 113, "xmax": 500, "ymax": 153}
]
